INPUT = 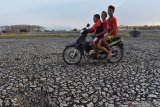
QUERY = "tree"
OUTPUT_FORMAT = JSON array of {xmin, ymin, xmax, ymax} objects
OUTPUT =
[
  {"xmin": 20, "ymin": 29, "xmax": 28, "ymax": 32},
  {"xmin": 73, "ymin": 28, "xmax": 78, "ymax": 32},
  {"xmin": 2, "ymin": 30, "xmax": 7, "ymax": 33}
]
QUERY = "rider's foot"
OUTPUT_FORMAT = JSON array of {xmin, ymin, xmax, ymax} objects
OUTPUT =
[
  {"xmin": 107, "ymin": 52, "xmax": 113, "ymax": 59},
  {"xmin": 109, "ymin": 52, "xmax": 113, "ymax": 56}
]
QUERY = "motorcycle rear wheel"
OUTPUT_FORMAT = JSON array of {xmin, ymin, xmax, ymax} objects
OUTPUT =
[{"xmin": 107, "ymin": 45, "xmax": 123, "ymax": 63}]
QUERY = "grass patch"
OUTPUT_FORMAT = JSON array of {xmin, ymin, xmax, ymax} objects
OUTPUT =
[
  {"xmin": 0, "ymin": 33, "xmax": 32, "ymax": 38},
  {"xmin": 3, "ymin": 33, "xmax": 160, "ymax": 38},
  {"xmin": 142, "ymin": 35, "xmax": 160, "ymax": 38},
  {"xmin": 33, "ymin": 34, "xmax": 79, "ymax": 38},
  {"xmin": 118, "ymin": 34, "xmax": 129, "ymax": 37},
  {"xmin": 0, "ymin": 33, "xmax": 79, "ymax": 38}
]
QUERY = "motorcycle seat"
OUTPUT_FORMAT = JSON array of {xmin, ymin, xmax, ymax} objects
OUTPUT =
[
  {"xmin": 112, "ymin": 37, "xmax": 121, "ymax": 41},
  {"xmin": 107, "ymin": 37, "xmax": 121, "ymax": 44}
]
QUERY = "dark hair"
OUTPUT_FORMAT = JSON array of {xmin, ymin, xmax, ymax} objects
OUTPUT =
[
  {"xmin": 94, "ymin": 14, "xmax": 100, "ymax": 19},
  {"xmin": 108, "ymin": 5, "xmax": 115, "ymax": 12},
  {"xmin": 102, "ymin": 11, "xmax": 107, "ymax": 16}
]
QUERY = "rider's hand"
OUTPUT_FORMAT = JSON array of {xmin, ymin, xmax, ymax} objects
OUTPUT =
[
  {"xmin": 95, "ymin": 34, "xmax": 98, "ymax": 37},
  {"xmin": 92, "ymin": 35, "xmax": 96, "ymax": 38},
  {"xmin": 104, "ymin": 33, "xmax": 109, "ymax": 37},
  {"xmin": 87, "ymin": 29, "xmax": 90, "ymax": 32}
]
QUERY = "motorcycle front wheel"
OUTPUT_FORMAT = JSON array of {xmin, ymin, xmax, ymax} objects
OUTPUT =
[{"xmin": 62, "ymin": 47, "xmax": 82, "ymax": 65}]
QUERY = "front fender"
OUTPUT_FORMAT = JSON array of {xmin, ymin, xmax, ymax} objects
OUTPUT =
[
  {"xmin": 66, "ymin": 43, "xmax": 78, "ymax": 48},
  {"xmin": 66, "ymin": 43, "xmax": 85, "ymax": 56}
]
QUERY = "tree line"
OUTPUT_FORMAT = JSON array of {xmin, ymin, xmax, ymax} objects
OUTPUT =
[
  {"xmin": 0, "ymin": 25, "xmax": 44, "ymax": 33},
  {"xmin": 1, "ymin": 25, "xmax": 160, "ymax": 33},
  {"xmin": 119, "ymin": 25, "xmax": 160, "ymax": 30}
]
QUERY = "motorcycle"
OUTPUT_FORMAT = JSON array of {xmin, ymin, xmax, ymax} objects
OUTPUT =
[{"xmin": 62, "ymin": 24, "xmax": 124, "ymax": 65}]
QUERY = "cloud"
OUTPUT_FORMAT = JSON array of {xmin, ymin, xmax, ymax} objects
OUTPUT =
[{"xmin": 0, "ymin": 0, "xmax": 160, "ymax": 28}]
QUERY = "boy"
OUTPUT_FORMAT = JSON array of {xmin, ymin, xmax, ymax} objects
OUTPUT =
[
  {"xmin": 96, "ymin": 5, "xmax": 118, "ymax": 57},
  {"xmin": 88, "ymin": 14, "xmax": 111, "ymax": 57},
  {"xmin": 105, "ymin": 5, "xmax": 118, "ymax": 42},
  {"xmin": 101, "ymin": 11, "xmax": 108, "ymax": 31}
]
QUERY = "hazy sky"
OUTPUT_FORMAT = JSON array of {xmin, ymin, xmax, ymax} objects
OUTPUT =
[{"xmin": 0, "ymin": 0, "xmax": 160, "ymax": 29}]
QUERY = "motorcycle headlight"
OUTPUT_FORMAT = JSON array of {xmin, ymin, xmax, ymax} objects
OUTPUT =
[{"xmin": 80, "ymin": 30, "xmax": 84, "ymax": 34}]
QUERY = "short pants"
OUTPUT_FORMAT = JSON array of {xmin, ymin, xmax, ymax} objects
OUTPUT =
[{"xmin": 92, "ymin": 35, "xmax": 103, "ymax": 45}]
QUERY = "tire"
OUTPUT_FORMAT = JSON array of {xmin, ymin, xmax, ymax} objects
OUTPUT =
[
  {"xmin": 62, "ymin": 47, "xmax": 82, "ymax": 65},
  {"xmin": 107, "ymin": 45, "xmax": 123, "ymax": 63}
]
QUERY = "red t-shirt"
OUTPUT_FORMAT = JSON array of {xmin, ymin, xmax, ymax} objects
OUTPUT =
[
  {"xmin": 107, "ymin": 16, "xmax": 117, "ymax": 37},
  {"xmin": 102, "ymin": 20, "xmax": 108, "ymax": 30},
  {"xmin": 89, "ymin": 20, "xmax": 102, "ymax": 33}
]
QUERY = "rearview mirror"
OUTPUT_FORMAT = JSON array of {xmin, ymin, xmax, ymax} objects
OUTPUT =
[{"xmin": 86, "ymin": 24, "xmax": 90, "ymax": 27}]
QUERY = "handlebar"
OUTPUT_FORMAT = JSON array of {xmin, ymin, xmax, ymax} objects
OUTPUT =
[{"xmin": 91, "ymin": 35, "xmax": 96, "ymax": 39}]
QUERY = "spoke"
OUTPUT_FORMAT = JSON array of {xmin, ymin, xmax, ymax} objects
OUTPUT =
[
  {"xmin": 64, "ymin": 47, "xmax": 81, "ymax": 64},
  {"xmin": 109, "ymin": 46, "xmax": 122, "ymax": 62}
]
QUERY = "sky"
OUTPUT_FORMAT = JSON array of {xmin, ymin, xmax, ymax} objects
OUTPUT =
[{"xmin": 0, "ymin": 0, "xmax": 160, "ymax": 29}]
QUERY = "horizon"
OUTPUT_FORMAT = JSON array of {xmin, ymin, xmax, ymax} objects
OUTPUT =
[
  {"xmin": 1, "ymin": 24, "xmax": 160, "ymax": 31},
  {"xmin": 1, "ymin": 0, "xmax": 160, "ymax": 30}
]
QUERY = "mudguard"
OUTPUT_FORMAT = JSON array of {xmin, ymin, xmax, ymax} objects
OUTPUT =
[
  {"xmin": 111, "ymin": 41, "xmax": 124, "ymax": 50},
  {"xmin": 118, "ymin": 44, "xmax": 125, "ymax": 50},
  {"xmin": 66, "ymin": 43, "xmax": 85, "ymax": 56},
  {"xmin": 66, "ymin": 43, "xmax": 78, "ymax": 47},
  {"xmin": 119, "ymin": 41, "xmax": 124, "ymax": 50}
]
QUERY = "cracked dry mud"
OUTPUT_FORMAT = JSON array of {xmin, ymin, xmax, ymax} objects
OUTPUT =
[{"xmin": 0, "ymin": 37, "xmax": 160, "ymax": 107}]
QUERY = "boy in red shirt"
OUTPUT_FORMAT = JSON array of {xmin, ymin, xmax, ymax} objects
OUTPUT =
[
  {"xmin": 101, "ymin": 11, "xmax": 108, "ymax": 31},
  {"xmin": 88, "ymin": 14, "xmax": 111, "ymax": 57},
  {"xmin": 106, "ymin": 5, "xmax": 118, "ymax": 38}
]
